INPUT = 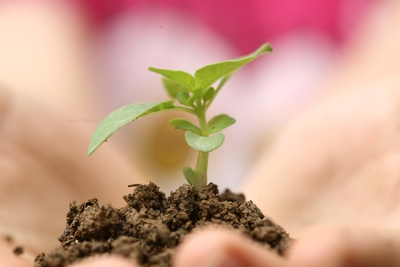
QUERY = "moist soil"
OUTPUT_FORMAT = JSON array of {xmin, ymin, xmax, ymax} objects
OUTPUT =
[{"xmin": 34, "ymin": 182, "xmax": 292, "ymax": 267}]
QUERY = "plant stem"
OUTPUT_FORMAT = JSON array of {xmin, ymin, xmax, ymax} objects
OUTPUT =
[
  {"xmin": 196, "ymin": 100, "xmax": 208, "ymax": 133},
  {"xmin": 193, "ymin": 100, "xmax": 209, "ymax": 191},
  {"xmin": 193, "ymin": 151, "xmax": 209, "ymax": 190}
]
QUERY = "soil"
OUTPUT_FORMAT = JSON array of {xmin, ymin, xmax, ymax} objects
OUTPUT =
[
  {"xmin": 34, "ymin": 182, "xmax": 292, "ymax": 267},
  {"xmin": 3, "ymin": 234, "xmax": 24, "ymax": 256},
  {"xmin": 13, "ymin": 246, "xmax": 24, "ymax": 256}
]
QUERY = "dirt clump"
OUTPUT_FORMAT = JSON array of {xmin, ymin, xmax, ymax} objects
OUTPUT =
[
  {"xmin": 34, "ymin": 182, "xmax": 292, "ymax": 267},
  {"xmin": 13, "ymin": 246, "xmax": 24, "ymax": 256}
]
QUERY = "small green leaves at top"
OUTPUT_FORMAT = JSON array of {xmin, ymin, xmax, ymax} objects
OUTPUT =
[
  {"xmin": 177, "ymin": 91, "xmax": 191, "ymax": 106},
  {"xmin": 184, "ymin": 131, "xmax": 225, "ymax": 152},
  {"xmin": 208, "ymin": 114, "xmax": 236, "ymax": 134},
  {"xmin": 169, "ymin": 118, "xmax": 202, "ymax": 135},
  {"xmin": 149, "ymin": 67, "xmax": 195, "ymax": 90},
  {"xmin": 202, "ymin": 87, "xmax": 215, "ymax": 103},
  {"xmin": 88, "ymin": 100, "xmax": 175, "ymax": 155},
  {"xmin": 251, "ymin": 43, "xmax": 273, "ymax": 57},
  {"xmin": 187, "ymin": 95, "xmax": 196, "ymax": 107},
  {"xmin": 194, "ymin": 43, "xmax": 273, "ymax": 93},
  {"xmin": 162, "ymin": 78, "xmax": 190, "ymax": 99}
]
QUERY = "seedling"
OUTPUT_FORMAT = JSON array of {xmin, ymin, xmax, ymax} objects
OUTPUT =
[{"xmin": 88, "ymin": 43, "xmax": 272, "ymax": 191}]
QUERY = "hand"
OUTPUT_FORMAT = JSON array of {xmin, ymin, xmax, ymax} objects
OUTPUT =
[
  {"xmin": 244, "ymin": 84, "xmax": 400, "ymax": 235},
  {"xmin": 174, "ymin": 225, "xmax": 400, "ymax": 267},
  {"xmin": 172, "ymin": 82, "xmax": 400, "ymax": 267},
  {"xmin": 236, "ymin": 83, "xmax": 400, "ymax": 267},
  {"xmin": 0, "ymin": 88, "xmax": 146, "ymax": 266}
]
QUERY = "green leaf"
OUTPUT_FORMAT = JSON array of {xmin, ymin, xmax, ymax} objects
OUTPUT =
[
  {"xmin": 88, "ymin": 100, "xmax": 175, "ymax": 155},
  {"xmin": 177, "ymin": 91, "xmax": 190, "ymax": 106},
  {"xmin": 251, "ymin": 43, "xmax": 274, "ymax": 57},
  {"xmin": 149, "ymin": 67, "xmax": 195, "ymax": 90},
  {"xmin": 187, "ymin": 95, "xmax": 196, "ymax": 107},
  {"xmin": 202, "ymin": 87, "xmax": 215, "ymax": 103},
  {"xmin": 169, "ymin": 118, "xmax": 202, "ymax": 135},
  {"xmin": 183, "ymin": 166, "xmax": 198, "ymax": 188},
  {"xmin": 208, "ymin": 114, "xmax": 236, "ymax": 134},
  {"xmin": 141, "ymin": 100, "xmax": 175, "ymax": 116},
  {"xmin": 162, "ymin": 78, "xmax": 190, "ymax": 98},
  {"xmin": 184, "ymin": 131, "xmax": 225, "ymax": 152},
  {"xmin": 194, "ymin": 43, "xmax": 273, "ymax": 91}
]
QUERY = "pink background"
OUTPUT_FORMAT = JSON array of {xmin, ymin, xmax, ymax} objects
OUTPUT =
[{"xmin": 74, "ymin": 0, "xmax": 375, "ymax": 53}]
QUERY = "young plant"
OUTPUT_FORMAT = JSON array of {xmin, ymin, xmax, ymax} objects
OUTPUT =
[{"xmin": 88, "ymin": 43, "xmax": 272, "ymax": 191}]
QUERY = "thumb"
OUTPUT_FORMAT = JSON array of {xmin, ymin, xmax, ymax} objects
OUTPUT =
[
  {"xmin": 174, "ymin": 227, "xmax": 288, "ymax": 267},
  {"xmin": 68, "ymin": 256, "xmax": 138, "ymax": 267},
  {"xmin": 288, "ymin": 225, "xmax": 400, "ymax": 267}
]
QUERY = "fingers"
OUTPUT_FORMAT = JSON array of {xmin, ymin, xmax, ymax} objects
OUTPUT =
[
  {"xmin": 68, "ymin": 256, "xmax": 138, "ymax": 267},
  {"xmin": 174, "ymin": 227, "xmax": 288, "ymax": 267},
  {"xmin": 0, "ymin": 254, "xmax": 29, "ymax": 267},
  {"xmin": 0, "ymin": 88, "xmax": 147, "ymax": 252},
  {"xmin": 288, "ymin": 225, "xmax": 400, "ymax": 267}
]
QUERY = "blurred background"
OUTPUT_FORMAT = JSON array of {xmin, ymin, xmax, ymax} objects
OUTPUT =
[{"xmin": 0, "ymin": 0, "xmax": 379, "ymax": 192}]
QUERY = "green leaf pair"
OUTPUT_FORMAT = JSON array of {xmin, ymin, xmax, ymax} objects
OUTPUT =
[{"xmin": 149, "ymin": 43, "xmax": 272, "ymax": 101}]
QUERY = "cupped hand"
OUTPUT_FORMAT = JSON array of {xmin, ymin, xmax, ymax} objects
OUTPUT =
[
  {"xmin": 234, "ymin": 81, "xmax": 400, "ymax": 267},
  {"xmin": 0, "ymin": 88, "xmax": 146, "ymax": 266},
  {"xmin": 173, "ymin": 82, "xmax": 400, "ymax": 267},
  {"xmin": 174, "ymin": 225, "xmax": 400, "ymax": 267},
  {"xmin": 245, "ymin": 83, "xmax": 400, "ymax": 234}
]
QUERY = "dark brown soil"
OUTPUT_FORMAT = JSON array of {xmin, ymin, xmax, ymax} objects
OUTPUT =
[
  {"xmin": 13, "ymin": 246, "xmax": 24, "ymax": 256},
  {"xmin": 34, "ymin": 182, "xmax": 292, "ymax": 267},
  {"xmin": 3, "ymin": 233, "xmax": 24, "ymax": 256}
]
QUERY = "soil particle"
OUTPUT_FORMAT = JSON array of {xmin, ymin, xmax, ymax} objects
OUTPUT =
[
  {"xmin": 13, "ymin": 246, "xmax": 24, "ymax": 256},
  {"xmin": 34, "ymin": 182, "xmax": 292, "ymax": 267},
  {"xmin": 219, "ymin": 188, "xmax": 245, "ymax": 204},
  {"xmin": 3, "ymin": 234, "xmax": 13, "ymax": 243}
]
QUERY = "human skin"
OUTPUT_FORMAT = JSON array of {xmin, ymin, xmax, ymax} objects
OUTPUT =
[
  {"xmin": 244, "ymin": 0, "xmax": 400, "ymax": 237},
  {"xmin": 0, "ymin": 87, "xmax": 148, "ymax": 265},
  {"xmin": 241, "ymin": 83, "xmax": 400, "ymax": 267}
]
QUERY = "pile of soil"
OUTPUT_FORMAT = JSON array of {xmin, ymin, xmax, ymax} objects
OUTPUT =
[{"xmin": 34, "ymin": 182, "xmax": 292, "ymax": 267}]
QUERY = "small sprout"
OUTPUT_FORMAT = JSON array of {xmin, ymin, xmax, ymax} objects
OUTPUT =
[{"xmin": 88, "ymin": 43, "xmax": 273, "ymax": 191}]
